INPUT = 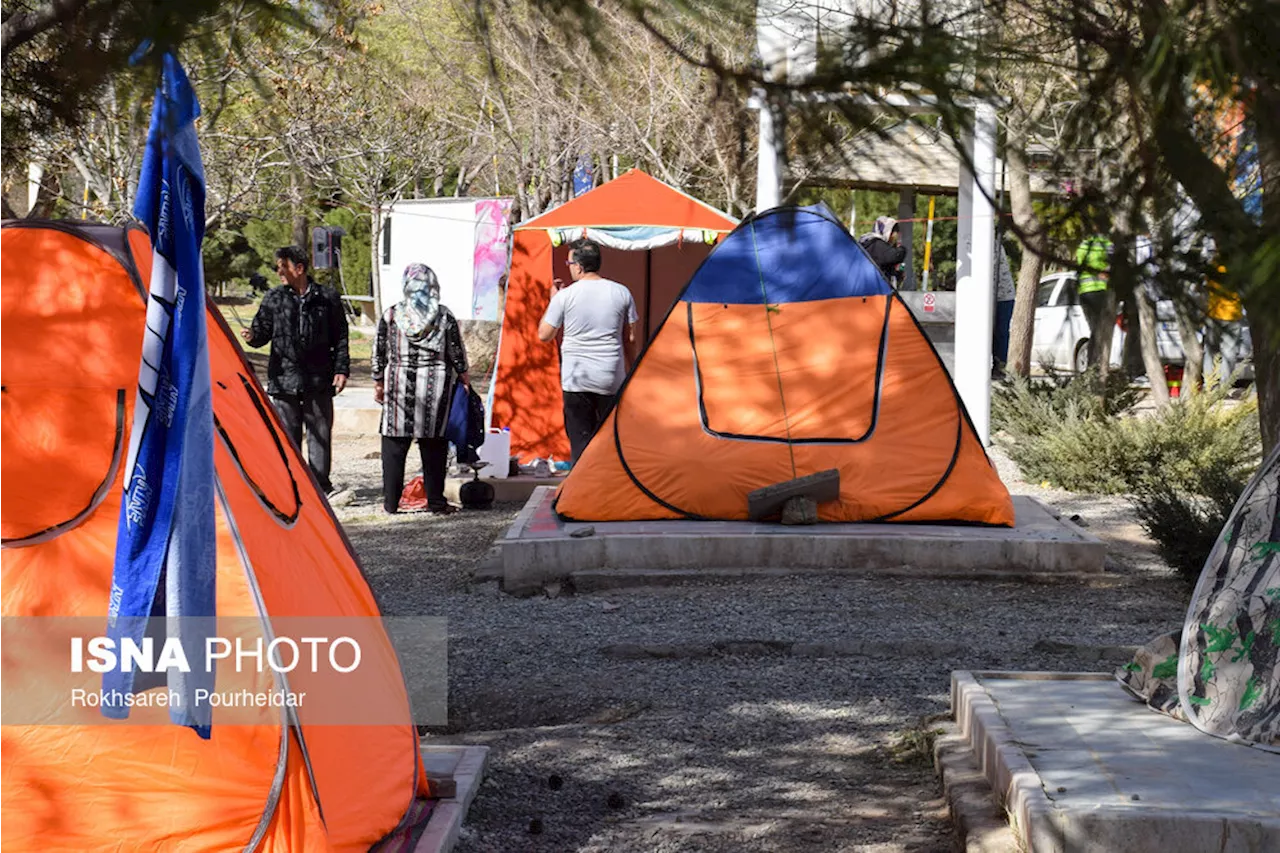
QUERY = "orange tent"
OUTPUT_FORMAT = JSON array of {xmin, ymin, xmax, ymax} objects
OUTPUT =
[
  {"xmin": 1, "ymin": 220, "xmax": 435, "ymax": 851},
  {"xmin": 553, "ymin": 205, "xmax": 1016, "ymax": 525},
  {"xmin": 490, "ymin": 169, "xmax": 737, "ymax": 463}
]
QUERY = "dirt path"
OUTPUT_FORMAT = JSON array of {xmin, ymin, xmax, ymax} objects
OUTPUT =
[{"xmin": 326, "ymin": 438, "xmax": 1189, "ymax": 852}]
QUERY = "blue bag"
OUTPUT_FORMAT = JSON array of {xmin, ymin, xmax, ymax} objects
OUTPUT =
[{"xmin": 445, "ymin": 382, "xmax": 470, "ymax": 458}]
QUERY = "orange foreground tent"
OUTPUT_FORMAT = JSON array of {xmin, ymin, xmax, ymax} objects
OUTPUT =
[
  {"xmin": 553, "ymin": 205, "xmax": 1016, "ymax": 526},
  {"xmin": 490, "ymin": 169, "xmax": 737, "ymax": 463},
  {"xmin": 1, "ymin": 220, "xmax": 434, "ymax": 851}
]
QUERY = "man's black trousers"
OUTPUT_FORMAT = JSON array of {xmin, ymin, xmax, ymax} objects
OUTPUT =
[
  {"xmin": 271, "ymin": 390, "xmax": 334, "ymax": 494},
  {"xmin": 563, "ymin": 391, "xmax": 615, "ymax": 465}
]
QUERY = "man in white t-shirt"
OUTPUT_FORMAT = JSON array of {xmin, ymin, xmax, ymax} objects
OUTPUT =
[{"xmin": 538, "ymin": 238, "xmax": 639, "ymax": 465}]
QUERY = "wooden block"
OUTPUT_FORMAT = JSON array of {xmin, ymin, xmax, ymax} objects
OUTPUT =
[{"xmin": 747, "ymin": 469, "xmax": 840, "ymax": 521}]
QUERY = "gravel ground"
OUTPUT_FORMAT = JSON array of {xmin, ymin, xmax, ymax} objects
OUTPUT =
[{"xmin": 325, "ymin": 434, "xmax": 1191, "ymax": 852}]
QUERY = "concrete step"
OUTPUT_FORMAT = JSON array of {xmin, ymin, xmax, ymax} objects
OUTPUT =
[
  {"xmin": 933, "ymin": 725, "xmax": 1021, "ymax": 853},
  {"xmin": 567, "ymin": 566, "xmax": 1119, "ymax": 595},
  {"xmin": 944, "ymin": 671, "xmax": 1280, "ymax": 853}
]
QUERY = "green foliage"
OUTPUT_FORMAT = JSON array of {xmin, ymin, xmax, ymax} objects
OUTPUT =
[
  {"xmin": 1, "ymin": 0, "xmax": 340, "ymax": 167},
  {"xmin": 994, "ymin": 370, "xmax": 1261, "ymax": 582},
  {"xmin": 321, "ymin": 207, "xmax": 372, "ymax": 297},
  {"xmin": 203, "ymin": 222, "xmax": 265, "ymax": 290},
  {"xmin": 242, "ymin": 218, "xmax": 292, "ymax": 277},
  {"xmin": 1126, "ymin": 375, "xmax": 1261, "ymax": 583},
  {"xmin": 1130, "ymin": 460, "xmax": 1244, "ymax": 583},
  {"xmin": 994, "ymin": 371, "xmax": 1258, "ymax": 495},
  {"xmin": 991, "ymin": 369, "xmax": 1142, "ymax": 455}
]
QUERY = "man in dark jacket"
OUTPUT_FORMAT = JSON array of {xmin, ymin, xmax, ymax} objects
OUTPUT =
[{"xmin": 241, "ymin": 245, "xmax": 350, "ymax": 495}]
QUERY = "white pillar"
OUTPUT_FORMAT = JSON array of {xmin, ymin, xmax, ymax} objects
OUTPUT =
[
  {"xmin": 755, "ymin": 95, "xmax": 783, "ymax": 212},
  {"xmin": 954, "ymin": 103, "xmax": 998, "ymax": 446}
]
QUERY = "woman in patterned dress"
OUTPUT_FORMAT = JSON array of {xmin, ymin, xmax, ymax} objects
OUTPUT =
[{"xmin": 373, "ymin": 263, "xmax": 470, "ymax": 514}]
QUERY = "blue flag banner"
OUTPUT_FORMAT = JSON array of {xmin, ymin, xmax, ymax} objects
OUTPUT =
[
  {"xmin": 572, "ymin": 155, "xmax": 594, "ymax": 197},
  {"xmin": 103, "ymin": 52, "xmax": 218, "ymax": 738}
]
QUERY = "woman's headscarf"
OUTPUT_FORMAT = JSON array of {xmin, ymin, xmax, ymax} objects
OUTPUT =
[
  {"xmin": 399, "ymin": 263, "xmax": 443, "ymax": 341},
  {"xmin": 870, "ymin": 216, "xmax": 898, "ymax": 242}
]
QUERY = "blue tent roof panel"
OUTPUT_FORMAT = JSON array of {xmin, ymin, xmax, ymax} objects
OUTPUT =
[{"xmin": 682, "ymin": 206, "xmax": 892, "ymax": 305}]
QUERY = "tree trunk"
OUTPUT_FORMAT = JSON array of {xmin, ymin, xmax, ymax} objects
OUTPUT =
[
  {"xmin": 370, "ymin": 206, "xmax": 385, "ymax": 318},
  {"xmin": 292, "ymin": 212, "xmax": 308, "ymax": 251},
  {"xmin": 1133, "ymin": 285, "xmax": 1171, "ymax": 406},
  {"xmin": 1005, "ymin": 121, "xmax": 1047, "ymax": 378},
  {"xmin": 1248, "ymin": 307, "xmax": 1280, "ymax": 452},
  {"xmin": 1172, "ymin": 299, "xmax": 1204, "ymax": 396},
  {"xmin": 1251, "ymin": 84, "xmax": 1280, "ymax": 453},
  {"xmin": 290, "ymin": 173, "xmax": 308, "ymax": 250}
]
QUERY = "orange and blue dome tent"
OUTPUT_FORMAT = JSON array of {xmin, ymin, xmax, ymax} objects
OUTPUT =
[
  {"xmin": 490, "ymin": 169, "xmax": 737, "ymax": 463},
  {"xmin": 553, "ymin": 204, "xmax": 1016, "ymax": 525},
  {"xmin": 1, "ymin": 219, "xmax": 436, "ymax": 851}
]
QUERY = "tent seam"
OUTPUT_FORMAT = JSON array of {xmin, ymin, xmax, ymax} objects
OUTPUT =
[{"xmin": 748, "ymin": 219, "xmax": 797, "ymax": 478}]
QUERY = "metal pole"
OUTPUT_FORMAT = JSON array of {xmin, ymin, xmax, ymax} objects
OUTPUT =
[{"xmin": 921, "ymin": 196, "xmax": 937, "ymax": 291}]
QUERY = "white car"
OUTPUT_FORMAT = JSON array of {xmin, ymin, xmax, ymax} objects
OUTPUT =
[{"xmin": 1033, "ymin": 271, "xmax": 1185, "ymax": 374}]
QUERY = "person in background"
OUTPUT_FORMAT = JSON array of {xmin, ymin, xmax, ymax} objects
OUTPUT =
[
  {"xmin": 538, "ymin": 238, "xmax": 639, "ymax": 466},
  {"xmin": 858, "ymin": 216, "xmax": 908, "ymax": 285},
  {"xmin": 992, "ymin": 243, "xmax": 1017, "ymax": 377},
  {"xmin": 1075, "ymin": 232, "xmax": 1116, "ymax": 369},
  {"xmin": 1204, "ymin": 263, "xmax": 1248, "ymax": 384},
  {"xmin": 373, "ymin": 263, "xmax": 470, "ymax": 515},
  {"xmin": 241, "ymin": 245, "xmax": 349, "ymax": 498}
]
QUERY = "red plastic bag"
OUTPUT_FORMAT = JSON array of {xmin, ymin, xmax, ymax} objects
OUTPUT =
[{"xmin": 399, "ymin": 475, "xmax": 429, "ymax": 511}]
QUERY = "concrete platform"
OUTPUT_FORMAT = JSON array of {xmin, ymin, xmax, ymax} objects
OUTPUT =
[
  {"xmin": 414, "ymin": 744, "xmax": 489, "ymax": 853},
  {"xmin": 497, "ymin": 488, "xmax": 1106, "ymax": 594},
  {"xmin": 941, "ymin": 671, "xmax": 1280, "ymax": 853},
  {"xmin": 333, "ymin": 386, "xmax": 382, "ymax": 436}
]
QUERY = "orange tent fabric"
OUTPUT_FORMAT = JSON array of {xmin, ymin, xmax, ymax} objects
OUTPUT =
[
  {"xmin": 1, "ymin": 220, "xmax": 433, "ymax": 851},
  {"xmin": 490, "ymin": 170, "xmax": 737, "ymax": 463},
  {"xmin": 553, "ymin": 205, "xmax": 1015, "ymax": 525}
]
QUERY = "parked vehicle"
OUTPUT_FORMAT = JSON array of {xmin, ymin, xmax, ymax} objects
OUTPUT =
[{"xmin": 1032, "ymin": 271, "xmax": 1251, "ymax": 380}]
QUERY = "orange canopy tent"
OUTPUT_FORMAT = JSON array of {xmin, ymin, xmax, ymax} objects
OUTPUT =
[
  {"xmin": 1, "ymin": 220, "xmax": 436, "ymax": 851},
  {"xmin": 553, "ymin": 205, "xmax": 1016, "ymax": 526},
  {"xmin": 490, "ymin": 169, "xmax": 737, "ymax": 463}
]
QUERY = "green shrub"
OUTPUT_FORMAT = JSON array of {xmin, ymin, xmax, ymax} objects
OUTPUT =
[
  {"xmin": 993, "ymin": 371, "xmax": 1258, "ymax": 495},
  {"xmin": 992, "ymin": 369, "xmax": 1141, "ymax": 441},
  {"xmin": 992, "ymin": 370, "xmax": 1261, "ymax": 583},
  {"xmin": 1131, "ymin": 461, "xmax": 1245, "ymax": 583},
  {"xmin": 991, "ymin": 369, "xmax": 1142, "ymax": 490}
]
